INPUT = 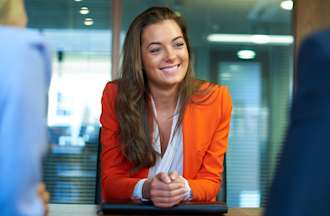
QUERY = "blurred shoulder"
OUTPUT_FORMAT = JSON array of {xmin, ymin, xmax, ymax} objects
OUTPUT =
[
  {"xmin": 0, "ymin": 27, "xmax": 51, "ymax": 92},
  {"xmin": 308, "ymin": 28, "xmax": 330, "ymax": 44},
  {"xmin": 300, "ymin": 28, "xmax": 330, "ymax": 58},
  {"xmin": 0, "ymin": 26, "xmax": 47, "ymax": 49},
  {"xmin": 0, "ymin": 26, "xmax": 51, "ymax": 74}
]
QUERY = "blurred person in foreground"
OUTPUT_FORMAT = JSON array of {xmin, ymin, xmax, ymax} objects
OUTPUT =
[
  {"xmin": 100, "ymin": 7, "xmax": 232, "ymax": 207},
  {"xmin": 265, "ymin": 28, "xmax": 330, "ymax": 216},
  {"xmin": 0, "ymin": 0, "xmax": 51, "ymax": 215}
]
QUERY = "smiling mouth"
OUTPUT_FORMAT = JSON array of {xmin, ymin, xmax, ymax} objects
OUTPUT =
[{"xmin": 160, "ymin": 64, "xmax": 180, "ymax": 73}]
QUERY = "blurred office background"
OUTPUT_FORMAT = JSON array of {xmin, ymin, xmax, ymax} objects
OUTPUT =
[{"xmin": 25, "ymin": 0, "xmax": 293, "ymax": 207}]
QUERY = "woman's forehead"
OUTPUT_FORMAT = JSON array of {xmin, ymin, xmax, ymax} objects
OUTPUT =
[{"xmin": 141, "ymin": 20, "xmax": 184, "ymax": 45}]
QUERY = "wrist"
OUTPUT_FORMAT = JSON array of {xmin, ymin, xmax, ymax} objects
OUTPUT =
[
  {"xmin": 181, "ymin": 177, "xmax": 193, "ymax": 200},
  {"xmin": 142, "ymin": 179, "xmax": 151, "ymax": 199}
]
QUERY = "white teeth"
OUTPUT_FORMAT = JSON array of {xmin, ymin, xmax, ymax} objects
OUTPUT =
[{"xmin": 161, "ymin": 65, "xmax": 179, "ymax": 73}]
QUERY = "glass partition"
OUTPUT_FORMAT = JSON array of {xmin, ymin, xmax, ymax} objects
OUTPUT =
[{"xmin": 25, "ymin": 0, "xmax": 293, "ymax": 206}]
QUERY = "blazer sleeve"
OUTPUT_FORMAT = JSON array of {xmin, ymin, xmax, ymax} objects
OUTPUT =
[
  {"xmin": 100, "ymin": 83, "xmax": 146, "ymax": 201},
  {"xmin": 188, "ymin": 86, "xmax": 232, "ymax": 201}
]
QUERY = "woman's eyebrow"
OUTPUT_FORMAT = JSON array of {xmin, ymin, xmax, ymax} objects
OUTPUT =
[
  {"xmin": 146, "ymin": 42, "xmax": 161, "ymax": 49},
  {"xmin": 146, "ymin": 36, "xmax": 184, "ymax": 48},
  {"xmin": 172, "ymin": 36, "xmax": 184, "ymax": 42}
]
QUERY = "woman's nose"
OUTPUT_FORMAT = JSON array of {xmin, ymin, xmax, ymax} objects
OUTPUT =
[{"xmin": 164, "ymin": 47, "xmax": 176, "ymax": 62}]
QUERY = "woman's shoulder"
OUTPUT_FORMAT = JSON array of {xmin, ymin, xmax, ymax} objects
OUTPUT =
[
  {"xmin": 103, "ymin": 80, "xmax": 119, "ymax": 94},
  {"xmin": 199, "ymin": 81, "xmax": 228, "ymax": 92},
  {"xmin": 192, "ymin": 80, "xmax": 231, "ymax": 105},
  {"xmin": 101, "ymin": 81, "xmax": 121, "ymax": 107}
]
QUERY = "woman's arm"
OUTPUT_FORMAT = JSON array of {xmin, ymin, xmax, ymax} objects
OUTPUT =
[
  {"xmin": 100, "ymin": 83, "xmax": 148, "ymax": 201},
  {"xmin": 188, "ymin": 86, "xmax": 232, "ymax": 201}
]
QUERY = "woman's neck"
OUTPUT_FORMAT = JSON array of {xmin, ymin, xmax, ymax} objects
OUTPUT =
[{"xmin": 149, "ymin": 85, "xmax": 179, "ymax": 115}]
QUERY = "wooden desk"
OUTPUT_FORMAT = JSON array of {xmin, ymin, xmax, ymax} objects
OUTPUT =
[{"xmin": 49, "ymin": 204, "xmax": 262, "ymax": 216}]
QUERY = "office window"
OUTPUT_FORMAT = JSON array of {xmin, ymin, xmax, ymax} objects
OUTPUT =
[{"xmin": 26, "ymin": 0, "xmax": 111, "ymax": 203}]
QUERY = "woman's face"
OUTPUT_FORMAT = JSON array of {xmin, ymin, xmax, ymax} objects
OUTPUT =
[{"xmin": 141, "ymin": 19, "xmax": 189, "ymax": 91}]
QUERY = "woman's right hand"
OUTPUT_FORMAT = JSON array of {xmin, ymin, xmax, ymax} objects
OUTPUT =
[{"xmin": 142, "ymin": 172, "xmax": 188, "ymax": 208}]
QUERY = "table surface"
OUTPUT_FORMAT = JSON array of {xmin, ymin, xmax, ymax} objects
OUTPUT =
[{"xmin": 49, "ymin": 204, "xmax": 262, "ymax": 216}]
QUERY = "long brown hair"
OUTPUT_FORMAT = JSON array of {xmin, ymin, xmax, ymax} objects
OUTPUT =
[{"xmin": 116, "ymin": 6, "xmax": 205, "ymax": 172}]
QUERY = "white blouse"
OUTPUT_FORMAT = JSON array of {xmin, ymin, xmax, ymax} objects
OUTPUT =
[{"xmin": 131, "ymin": 97, "xmax": 191, "ymax": 200}]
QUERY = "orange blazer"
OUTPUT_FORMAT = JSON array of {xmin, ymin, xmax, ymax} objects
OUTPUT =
[{"xmin": 100, "ymin": 81, "xmax": 232, "ymax": 201}]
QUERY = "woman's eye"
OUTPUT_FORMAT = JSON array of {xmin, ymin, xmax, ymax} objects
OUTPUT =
[
  {"xmin": 175, "ymin": 42, "xmax": 184, "ymax": 48},
  {"xmin": 150, "ymin": 47, "xmax": 161, "ymax": 53}
]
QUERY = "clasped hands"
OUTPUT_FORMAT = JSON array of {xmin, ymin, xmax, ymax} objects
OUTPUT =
[{"xmin": 142, "ymin": 171, "xmax": 189, "ymax": 208}]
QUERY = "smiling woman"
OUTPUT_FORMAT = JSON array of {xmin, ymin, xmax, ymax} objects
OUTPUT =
[{"xmin": 100, "ymin": 7, "xmax": 232, "ymax": 208}]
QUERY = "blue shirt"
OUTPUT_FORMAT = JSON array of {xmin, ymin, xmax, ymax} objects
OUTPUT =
[{"xmin": 0, "ymin": 26, "xmax": 51, "ymax": 216}]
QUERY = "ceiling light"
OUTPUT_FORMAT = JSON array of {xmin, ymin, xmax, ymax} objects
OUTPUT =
[
  {"xmin": 84, "ymin": 18, "xmax": 94, "ymax": 26},
  {"xmin": 207, "ymin": 34, "xmax": 293, "ymax": 45},
  {"xmin": 237, "ymin": 50, "xmax": 256, "ymax": 60},
  {"xmin": 280, "ymin": 0, "xmax": 293, "ymax": 10},
  {"xmin": 74, "ymin": 0, "xmax": 82, "ymax": 2},
  {"xmin": 250, "ymin": 35, "xmax": 271, "ymax": 44},
  {"xmin": 80, "ymin": 7, "xmax": 89, "ymax": 15}
]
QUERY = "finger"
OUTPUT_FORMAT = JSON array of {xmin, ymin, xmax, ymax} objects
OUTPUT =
[
  {"xmin": 151, "ymin": 180, "xmax": 184, "ymax": 191},
  {"xmin": 156, "ymin": 172, "xmax": 171, "ymax": 184},
  {"xmin": 38, "ymin": 183, "xmax": 46, "ymax": 194},
  {"xmin": 152, "ymin": 192, "xmax": 187, "ymax": 207},
  {"xmin": 167, "ymin": 181, "xmax": 185, "ymax": 190},
  {"xmin": 150, "ymin": 177, "xmax": 171, "ymax": 191},
  {"xmin": 37, "ymin": 183, "xmax": 50, "ymax": 216},
  {"xmin": 44, "ymin": 204, "xmax": 49, "ymax": 216},
  {"xmin": 169, "ymin": 171, "xmax": 179, "ymax": 181},
  {"xmin": 151, "ymin": 187, "xmax": 187, "ymax": 198},
  {"xmin": 39, "ymin": 184, "xmax": 50, "ymax": 201},
  {"xmin": 170, "ymin": 177, "xmax": 186, "ymax": 186},
  {"xmin": 153, "ymin": 202, "xmax": 173, "ymax": 208},
  {"xmin": 43, "ymin": 191, "xmax": 50, "ymax": 203}
]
